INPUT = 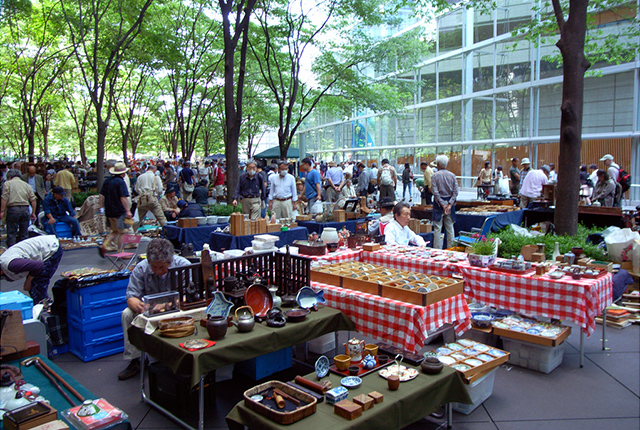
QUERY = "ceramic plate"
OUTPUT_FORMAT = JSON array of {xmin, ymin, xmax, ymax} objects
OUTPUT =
[
  {"xmin": 462, "ymin": 348, "xmax": 479, "ymax": 356},
  {"xmin": 341, "ymin": 376, "xmax": 362, "ymax": 389},
  {"xmin": 446, "ymin": 343, "xmax": 464, "ymax": 351},
  {"xmin": 438, "ymin": 356, "xmax": 456, "ymax": 365},
  {"xmin": 464, "ymin": 359, "xmax": 483, "ymax": 367},
  {"xmin": 474, "ymin": 344, "xmax": 490, "ymax": 352},
  {"xmin": 488, "ymin": 349, "xmax": 507, "ymax": 357},
  {"xmin": 436, "ymin": 347, "xmax": 453, "ymax": 355},
  {"xmin": 510, "ymin": 326, "xmax": 525, "ymax": 332},
  {"xmin": 244, "ymin": 284, "xmax": 273, "ymax": 318},
  {"xmin": 476, "ymin": 354, "xmax": 494, "ymax": 362},
  {"xmin": 206, "ymin": 291, "xmax": 234, "ymax": 319},
  {"xmin": 457, "ymin": 339, "xmax": 476, "ymax": 347},
  {"xmin": 526, "ymin": 328, "xmax": 541, "ymax": 335},
  {"xmin": 378, "ymin": 365, "xmax": 419, "ymax": 382},
  {"xmin": 315, "ymin": 356, "xmax": 330, "ymax": 379},
  {"xmin": 452, "ymin": 364, "xmax": 471, "ymax": 371},
  {"xmin": 450, "ymin": 353, "xmax": 466, "ymax": 361}
]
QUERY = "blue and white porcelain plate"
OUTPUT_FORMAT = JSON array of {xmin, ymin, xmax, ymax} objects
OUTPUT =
[
  {"xmin": 341, "ymin": 376, "xmax": 362, "ymax": 389},
  {"xmin": 206, "ymin": 291, "xmax": 234, "ymax": 318},
  {"xmin": 315, "ymin": 355, "xmax": 330, "ymax": 379}
]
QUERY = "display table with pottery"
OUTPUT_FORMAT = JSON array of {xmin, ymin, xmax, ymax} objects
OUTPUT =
[
  {"xmin": 296, "ymin": 219, "xmax": 367, "ymax": 235},
  {"xmin": 208, "ymin": 226, "xmax": 309, "ymax": 252},
  {"xmin": 128, "ymin": 306, "xmax": 355, "ymax": 430},
  {"xmin": 163, "ymin": 223, "xmax": 229, "ymax": 251},
  {"xmin": 226, "ymin": 363, "xmax": 471, "ymax": 430}
]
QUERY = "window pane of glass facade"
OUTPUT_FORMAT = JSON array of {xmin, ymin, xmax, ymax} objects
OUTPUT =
[
  {"xmin": 472, "ymin": 98, "xmax": 494, "ymax": 140},
  {"xmin": 438, "ymin": 102, "xmax": 462, "ymax": 142},
  {"xmin": 473, "ymin": 49, "xmax": 494, "ymax": 92},
  {"xmin": 439, "ymin": 55, "xmax": 462, "ymax": 99},
  {"xmin": 420, "ymin": 64, "xmax": 437, "ymax": 102},
  {"xmin": 474, "ymin": 9, "xmax": 494, "ymax": 43},
  {"xmin": 438, "ymin": 10, "xmax": 463, "ymax": 53},
  {"xmin": 495, "ymin": 89, "xmax": 530, "ymax": 139},
  {"xmin": 496, "ymin": 39, "xmax": 531, "ymax": 87},
  {"xmin": 420, "ymin": 106, "xmax": 437, "ymax": 143}
]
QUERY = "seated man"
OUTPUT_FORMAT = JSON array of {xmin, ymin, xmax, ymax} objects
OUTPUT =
[
  {"xmin": 192, "ymin": 179, "xmax": 210, "ymax": 206},
  {"xmin": 119, "ymin": 238, "xmax": 191, "ymax": 380},
  {"xmin": 43, "ymin": 186, "xmax": 81, "ymax": 237},
  {"xmin": 176, "ymin": 199, "xmax": 205, "ymax": 218},
  {"xmin": 367, "ymin": 197, "xmax": 395, "ymax": 236},
  {"xmin": 384, "ymin": 202, "xmax": 426, "ymax": 247},
  {"xmin": 160, "ymin": 186, "xmax": 180, "ymax": 221}
]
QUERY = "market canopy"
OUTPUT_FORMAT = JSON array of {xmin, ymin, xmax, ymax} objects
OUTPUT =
[{"xmin": 253, "ymin": 146, "xmax": 305, "ymax": 159}]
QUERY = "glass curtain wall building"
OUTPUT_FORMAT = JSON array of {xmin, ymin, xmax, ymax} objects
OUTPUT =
[{"xmin": 297, "ymin": 0, "xmax": 640, "ymax": 197}]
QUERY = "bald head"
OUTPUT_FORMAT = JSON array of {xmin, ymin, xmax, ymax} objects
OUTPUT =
[{"xmin": 28, "ymin": 166, "xmax": 36, "ymax": 176}]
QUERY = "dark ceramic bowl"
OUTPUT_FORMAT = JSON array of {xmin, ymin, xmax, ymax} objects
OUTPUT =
[
  {"xmin": 421, "ymin": 357, "xmax": 444, "ymax": 374},
  {"xmin": 377, "ymin": 355, "xmax": 389, "ymax": 365},
  {"xmin": 284, "ymin": 308, "xmax": 310, "ymax": 322},
  {"xmin": 348, "ymin": 365, "xmax": 360, "ymax": 376},
  {"xmin": 326, "ymin": 243, "xmax": 339, "ymax": 252}
]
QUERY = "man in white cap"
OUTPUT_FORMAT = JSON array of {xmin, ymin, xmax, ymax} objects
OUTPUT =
[
  {"xmin": 519, "ymin": 164, "xmax": 549, "ymax": 209},
  {"xmin": 99, "ymin": 162, "xmax": 132, "ymax": 256},
  {"xmin": 519, "ymin": 158, "xmax": 531, "ymax": 190},
  {"xmin": 600, "ymin": 154, "xmax": 619, "ymax": 181}
]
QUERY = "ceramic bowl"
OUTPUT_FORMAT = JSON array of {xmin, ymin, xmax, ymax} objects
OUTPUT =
[
  {"xmin": 244, "ymin": 284, "xmax": 273, "ymax": 319},
  {"xmin": 471, "ymin": 312, "xmax": 496, "ymax": 329},
  {"xmin": 377, "ymin": 355, "xmax": 389, "ymax": 365},
  {"xmin": 284, "ymin": 308, "xmax": 310, "ymax": 322},
  {"xmin": 217, "ymin": 216, "xmax": 230, "ymax": 224},
  {"xmin": 348, "ymin": 366, "xmax": 360, "ymax": 376},
  {"xmin": 196, "ymin": 216, "xmax": 207, "ymax": 226},
  {"xmin": 207, "ymin": 216, "xmax": 218, "ymax": 224},
  {"xmin": 334, "ymin": 354, "xmax": 351, "ymax": 371},
  {"xmin": 341, "ymin": 376, "xmax": 362, "ymax": 389}
]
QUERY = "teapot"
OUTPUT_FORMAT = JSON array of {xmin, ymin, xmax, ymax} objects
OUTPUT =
[
  {"xmin": 344, "ymin": 338, "xmax": 365, "ymax": 363},
  {"xmin": 362, "ymin": 354, "xmax": 376, "ymax": 370},
  {"xmin": 231, "ymin": 306, "xmax": 255, "ymax": 332}
]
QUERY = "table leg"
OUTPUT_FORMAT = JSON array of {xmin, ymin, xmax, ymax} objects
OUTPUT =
[
  {"xmin": 447, "ymin": 403, "xmax": 452, "ymax": 429},
  {"xmin": 140, "ymin": 351, "xmax": 147, "ymax": 403},
  {"xmin": 198, "ymin": 375, "xmax": 205, "ymax": 430},
  {"xmin": 579, "ymin": 331, "xmax": 584, "ymax": 368},
  {"xmin": 601, "ymin": 308, "xmax": 609, "ymax": 351}
]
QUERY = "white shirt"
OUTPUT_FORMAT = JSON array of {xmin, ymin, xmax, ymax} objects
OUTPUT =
[
  {"xmin": 519, "ymin": 169, "xmax": 549, "ymax": 198},
  {"xmin": 589, "ymin": 170, "xmax": 598, "ymax": 186},
  {"xmin": 548, "ymin": 171, "xmax": 557, "ymax": 183},
  {"xmin": 269, "ymin": 173, "xmax": 298, "ymax": 202},
  {"xmin": 135, "ymin": 171, "xmax": 163, "ymax": 197},
  {"xmin": 384, "ymin": 219, "xmax": 426, "ymax": 247},
  {"xmin": 0, "ymin": 236, "xmax": 60, "ymax": 281}
]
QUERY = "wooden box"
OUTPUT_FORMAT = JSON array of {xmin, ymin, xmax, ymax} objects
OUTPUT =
[
  {"xmin": 520, "ymin": 245, "xmax": 538, "ymax": 261},
  {"xmin": 177, "ymin": 218, "xmax": 197, "ymax": 228},
  {"xmin": 353, "ymin": 394, "xmax": 374, "ymax": 411},
  {"xmin": 230, "ymin": 213, "xmax": 244, "ymax": 236},
  {"xmin": 257, "ymin": 218, "xmax": 267, "ymax": 234},
  {"xmin": 367, "ymin": 391, "xmax": 383, "ymax": 404},
  {"xmin": 363, "ymin": 243, "xmax": 381, "ymax": 252},
  {"xmin": 531, "ymin": 252, "xmax": 546, "ymax": 262},
  {"xmin": 342, "ymin": 277, "xmax": 380, "ymax": 296},
  {"xmin": 334, "ymin": 400, "xmax": 362, "ymax": 420},
  {"xmin": 380, "ymin": 279, "xmax": 464, "ymax": 307},
  {"xmin": 334, "ymin": 210, "xmax": 346, "ymax": 222},
  {"xmin": 420, "ymin": 223, "xmax": 432, "ymax": 233},
  {"xmin": 3, "ymin": 403, "xmax": 57, "ymax": 430},
  {"xmin": 267, "ymin": 223, "xmax": 282, "ymax": 233},
  {"xmin": 588, "ymin": 261, "xmax": 614, "ymax": 272},
  {"xmin": 310, "ymin": 268, "xmax": 343, "ymax": 287},
  {"xmin": 289, "ymin": 222, "xmax": 298, "ymax": 228},
  {"xmin": 243, "ymin": 220, "xmax": 251, "ymax": 236},
  {"xmin": 408, "ymin": 218, "xmax": 421, "ymax": 235},
  {"xmin": 346, "ymin": 212, "xmax": 359, "ymax": 220},
  {"xmin": 493, "ymin": 324, "xmax": 571, "ymax": 347},
  {"xmin": 296, "ymin": 215, "xmax": 312, "ymax": 221}
]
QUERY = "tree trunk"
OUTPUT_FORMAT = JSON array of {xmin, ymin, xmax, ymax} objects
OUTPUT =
[
  {"xmin": 96, "ymin": 118, "xmax": 107, "ymax": 192},
  {"xmin": 553, "ymin": 0, "xmax": 590, "ymax": 236}
]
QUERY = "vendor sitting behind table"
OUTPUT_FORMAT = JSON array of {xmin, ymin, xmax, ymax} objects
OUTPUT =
[
  {"xmin": 119, "ymin": 238, "xmax": 191, "ymax": 381},
  {"xmin": 384, "ymin": 202, "xmax": 427, "ymax": 247},
  {"xmin": 368, "ymin": 197, "xmax": 395, "ymax": 236},
  {"xmin": 43, "ymin": 186, "xmax": 81, "ymax": 237},
  {"xmin": 192, "ymin": 179, "xmax": 210, "ymax": 206},
  {"xmin": 160, "ymin": 185, "xmax": 180, "ymax": 220},
  {"xmin": 176, "ymin": 199, "xmax": 205, "ymax": 218}
]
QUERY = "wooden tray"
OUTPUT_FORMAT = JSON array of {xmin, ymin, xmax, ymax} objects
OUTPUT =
[
  {"xmin": 492, "ymin": 325, "xmax": 571, "ymax": 347},
  {"xmin": 489, "ymin": 265, "xmax": 536, "ymax": 275},
  {"xmin": 443, "ymin": 347, "xmax": 510, "ymax": 380},
  {"xmin": 329, "ymin": 356, "xmax": 393, "ymax": 377},
  {"xmin": 244, "ymin": 381, "xmax": 317, "ymax": 425},
  {"xmin": 379, "ymin": 280, "xmax": 463, "ymax": 307}
]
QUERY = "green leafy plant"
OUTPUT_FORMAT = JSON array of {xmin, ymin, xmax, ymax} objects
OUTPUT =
[
  {"xmin": 71, "ymin": 191, "xmax": 97, "ymax": 208},
  {"xmin": 203, "ymin": 204, "xmax": 242, "ymax": 216},
  {"xmin": 469, "ymin": 235, "xmax": 497, "ymax": 256}
]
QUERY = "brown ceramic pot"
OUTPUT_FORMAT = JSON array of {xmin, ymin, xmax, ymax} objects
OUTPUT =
[
  {"xmin": 387, "ymin": 374, "xmax": 400, "ymax": 391},
  {"xmin": 206, "ymin": 316, "xmax": 228, "ymax": 340}
]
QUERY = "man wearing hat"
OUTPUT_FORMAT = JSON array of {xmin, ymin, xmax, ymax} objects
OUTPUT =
[
  {"xmin": 43, "ymin": 186, "xmax": 81, "ymax": 237},
  {"xmin": 99, "ymin": 162, "xmax": 132, "ymax": 256},
  {"xmin": 176, "ymin": 199, "xmax": 205, "ymax": 218},
  {"xmin": 600, "ymin": 154, "xmax": 619, "ymax": 181},
  {"xmin": 519, "ymin": 158, "xmax": 531, "ymax": 190},
  {"xmin": 367, "ymin": 197, "xmax": 395, "ymax": 236},
  {"xmin": 54, "ymin": 164, "xmax": 76, "ymax": 198},
  {"xmin": 160, "ymin": 185, "xmax": 180, "ymax": 220},
  {"xmin": 519, "ymin": 164, "xmax": 549, "ymax": 208},
  {"xmin": 325, "ymin": 161, "xmax": 344, "ymax": 203},
  {"xmin": 134, "ymin": 165, "xmax": 166, "ymax": 231}
]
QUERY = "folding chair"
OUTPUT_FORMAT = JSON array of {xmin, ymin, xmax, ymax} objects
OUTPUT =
[
  {"xmin": 105, "ymin": 234, "xmax": 142, "ymax": 270},
  {"xmin": 453, "ymin": 215, "xmax": 496, "ymax": 251}
]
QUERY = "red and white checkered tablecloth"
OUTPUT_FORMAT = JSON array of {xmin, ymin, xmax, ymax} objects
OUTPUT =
[
  {"xmin": 312, "ymin": 281, "xmax": 472, "ymax": 353},
  {"xmin": 361, "ymin": 249, "xmax": 465, "ymax": 276},
  {"xmin": 307, "ymin": 248, "xmax": 364, "ymax": 264},
  {"xmin": 458, "ymin": 264, "xmax": 613, "ymax": 336}
]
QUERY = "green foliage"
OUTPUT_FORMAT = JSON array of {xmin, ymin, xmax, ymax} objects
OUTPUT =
[
  {"xmin": 488, "ymin": 224, "xmax": 607, "ymax": 261},
  {"xmin": 203, "ymin": 204, "xmax": 242, "ymax": 216},
  {"xmin": 469, "ymin": 235, "xmax": 497, "ymax": 256},
  {"xmin": 71, "ymin": 191, "xmax": 97, "ymax": 208}
]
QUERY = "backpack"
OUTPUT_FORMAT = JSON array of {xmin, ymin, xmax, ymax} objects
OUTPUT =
[
  {"xmin": 614, "ymin": 181, "xmax": 623, "ymax": 206},
  {"xmin": 402, "ymin": 168, "xmax": 411, "ymax": 183},
  {"xmin": 380, "ymin": 166, "xmax": 393, "ymax": 186},
  {"xmin": 618, "ymin": 169, "xmax": 631, "ymax": 193}
]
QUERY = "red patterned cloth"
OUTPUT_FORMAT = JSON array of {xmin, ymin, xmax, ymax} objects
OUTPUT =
[
  {"xmin": 458, "ymin": 264, "xmax": 612, "ymax": 335},
  {"xmin": 313, "ymin": 281, "xmax": 471, "ymax": 353},
  {"xmin": 361, "ymin": 250, "xmax": 460, "ymax": 276},
  {"xmin": 307, "ymin": 248, "xmax": 363, "ymax": 264}
]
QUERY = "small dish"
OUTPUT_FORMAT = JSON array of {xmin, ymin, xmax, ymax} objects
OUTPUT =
[
  {"xmin": 510, "ymin": 326, "xmax": 525, "ymax": 332},
  {"xmin": 447, "ymin": 343, "xmax": 464, "ymax": 351},
  {"xmin": 457, "ymin": 339, "xmax": 476, "ymax": 347},
  {"xmin": 464, "ymin": 359, "xmax": 483, "ymax": 367},
  {"xmin": 488, "ymin": 349, "xmax": 507, "ymax": 357},
  {"xmin": 526, "ymin": 328, "xmax": 541, "ymax": 335},
  {"xmin": 461, "ymin": 348, "xmax": 479, "ymax": 356},
  {"xmin": 341, "ymin": 376, "xmax": 362, "ymax": 389},
  {"xmin": 315, "ymin": 356, "xmax": 330, "ymax": 379},
  {"xmin": 452, "ymin": 364, "xmax": 471, "ymax": 371},
  {"xmin": 476, "ymin": 354, "xmax": 494, "ymax": 362},
  {"xmin": 450, "ymin": 353, "xmax": 466, "ymax": 361},
  {"xmin": 438, "ymin": 356, "xmax": 456, "ymax": 365},
  {"xmin": 474, "ymin": 344, "xmax": 490, "ymax": 352},
  {"xmin": 436, "ymin": 347, "xmax": 453, "ymax": 355}
]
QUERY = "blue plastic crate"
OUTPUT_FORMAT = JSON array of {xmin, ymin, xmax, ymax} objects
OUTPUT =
[
  {"xmin": 68, "ymin": 317, "xmax": 124, "ymax": 362},
  {"xmin": 54, "ymin": 221, "xmax": 72, "ymax": 238},
  {"xmin": 66, "ymin": 279, "xmax": 128, "ymax": 322},
  {"xmin": 48, "ymin": 343, "xmax": 69, "ymax": 359},
  {"xmin": 0, "ymin": 290, "xmax": 34, "ymax": 320},
  {"xmin": 235, "ymin": 347, "xmax": 292, "ymax": 380}
]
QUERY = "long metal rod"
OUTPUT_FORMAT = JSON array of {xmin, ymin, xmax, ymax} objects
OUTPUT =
[
  {"xmin": 579, "ymin": 331, "xmax": 584, "ymax": 368},
  {"xmin": 601, "ymin": 308, "xmax": 608, "ymax": 351}
]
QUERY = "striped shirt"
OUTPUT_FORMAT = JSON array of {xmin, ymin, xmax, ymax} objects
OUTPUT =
[{"xmin": 431, "ymin": 169, "xmax": 458, "ymax": 208}]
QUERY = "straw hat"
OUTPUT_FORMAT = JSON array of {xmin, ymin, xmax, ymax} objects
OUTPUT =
[{"xmin": 109, "ymin": 162, "xmax": 129, "ymax": 175}]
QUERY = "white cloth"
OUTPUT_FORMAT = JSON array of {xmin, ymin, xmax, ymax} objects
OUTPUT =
[
  {"xmin": 131, "ymin": 307, "xmax": 207, "ymax": 335},
  {"xmin": 0, "ymin": 236, "xmax": 60, "ymax": 281},
  {"xmin": 135, "ymin": 171, "xmax": 163, "ymax": 197},
  {"xmin": 269, "ymin": 173, "xmax": 298, "ymax": 202},
  {"xmin": 384, "ymin": 219, "xmax": 426, "ymax": 247},
  {"xmin": 519, "ymin": 169, "xmax": 548, "ymax": 198}
]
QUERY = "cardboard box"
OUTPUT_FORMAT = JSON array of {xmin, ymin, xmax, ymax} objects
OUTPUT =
[
  {"xmin": 363, "ymin": 243, "xmax": 381, "ymax": 252},
  {"xmin": 408, "ymin": 218, "xmax": 421, "ymax": 235},
  {"xmin": 520, "ymin": 245, "xmax": 538, "ymax": 261},
  {"xmin": 267, "ymin": 223, "xmax": 282, "ymax": 233},
  {"xmin": 420, "ymin": 223, "xmax": 432, "ymax": 233},
  {"xmin": 334, "ymin": 210, "xmax": 346, "ymax": 222}
]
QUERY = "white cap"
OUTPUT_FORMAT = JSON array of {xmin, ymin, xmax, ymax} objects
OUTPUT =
[
  {"xmin": 600, "ymin": 154, "xmax": 614, "ymax": 161},
  {"xmin": 521, "ymin": 158, "xmax": 530, "ymax": 165}
]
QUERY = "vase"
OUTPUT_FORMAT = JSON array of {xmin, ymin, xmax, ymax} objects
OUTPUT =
[
  {"xmin": 552, "ymin": 242, "xmax": 561, "ymax": 262},
  {"xmin": 269, "ymin": 286, "xmax": 282, "ymax": 308},
  {"xmin": 321, "ymin": 227, "xmax": 339, "ymax": 244},
  {"xmin": 467, "ymin": 253, "xmax": 496, "ymax": 268}
]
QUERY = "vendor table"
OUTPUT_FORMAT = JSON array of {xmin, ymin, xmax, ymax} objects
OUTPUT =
[
  {"xmin": 226, "ymin": 365, "xmax": 471, "ymax": 430},
  {"xmin": 297, "ymin": 219, "xmax": 367, "ymax": 235},
  {"xmin": 312, "ymin": 281, "xmax": 471, "ymax": 354},
  {"xmin": 164, "ymin": 223, "xmax": 229, "ymax": 251},
  {"xmin": 208, "ymin": 226, "xmax": 309, "ymax": 252},
  {"xmin": 409, "ymin": 210, "xmax": 524, "ymax": 234},
  {"xmin": 1, "ymin": 355, "xmax": 130, "ymax": 430},
  {"xmin": 303, "ymin": 248, "xmax": 363, "ymax": 264},
  {"xmin": 523, "ymin": 208, "xmax": 624, "ymax": 229},
  {"xmin": 128, "ymin": 306, "xmax": 355, "ymax": 430}
]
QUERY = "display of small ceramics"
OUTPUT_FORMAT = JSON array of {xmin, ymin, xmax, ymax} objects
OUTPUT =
[
  {"xmin": 341, "ymin": 376, "xmax": 362, "ymax": 389},
  {"xmin": 344, "ymin": 338, "xmax": 366, "ymax": 363},
  {"xmin": 437, "ymin": 356, "xmax": 456, "ymax": 365},
  {"xmin": 471, "ymin": 312, "xmax": 496, "ymax": 328},
  {"xmin": 206, "ymin": 291, "xmax": 234, "ymax": 318},
  {"xmin": 510, "ymin": 326, "xmax": 525, "ymax": 332},
  {"xmin": 464, "ymin": 359, "xmax": 483, "ymax": 367},
  {"xmin": 296, "ymin": 287, "xmax": 326, "ymax": 309},
  {"xmin": 436, "ymin": 347, "xmax": 453, "ymax": 355},
  {"xmin": 452, "ymin": 364, "xmax": 471, "ymax": 371},
  {"xmin": 244, "ymin": 283, "xmax": 273, "ymax": 319},
  {"xmin": 378, "ymin": 365, "xmax": 419, "ymax": 382},
  {"xmin": 284, "ymin": 308, "xmax": 310, "ymax": 322},
  {"xmin": 450, "ymin": 353, "xmax": 467, "ymax": 361},
  {"xmin": 315, "ymin": 356, "xmax": 330, "ymax": 379},
  {"xmin": 462, "ymin": 348, "xmax": 479, "ymax": 356}
]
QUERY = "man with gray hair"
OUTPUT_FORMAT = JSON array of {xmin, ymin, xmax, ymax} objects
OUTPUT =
[
  {"xmin": 0, "ymin": 169, "xmax": 37, "ymax": 246},
  {"xmin": 118, "ymin": 238, "xmax": 191, "ymax": 380},
  {"xmin": 431, "ymin": 155, "xmax": 458, "ymax": 249}
]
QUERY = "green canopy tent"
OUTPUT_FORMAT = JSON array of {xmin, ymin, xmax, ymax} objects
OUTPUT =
[{"xmin": 253, "ymin": 146, "xmax": 306, "ymax": 159}]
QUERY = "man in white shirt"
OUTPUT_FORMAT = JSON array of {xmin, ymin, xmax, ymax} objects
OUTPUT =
[
  {"xmin": 268, "ymin": 162, "xmax": 298, "ymax": 219},
  {"xmin": 384, "ymin": 202, "xmax": 426, "ymax": 247},
  {"xmin": 325, "ymin": 161, "xmax": 344, "ymax": 203},
  {"xmin": 600, "ymin": 154, "xmax": 620, "ymax": 181},
  {"xmin": 134, "ymin": 165, "xmax": 166, "ymax": 230},
  {"xmin": 519, "ymin": 165, "xmax": 549, "ymax": 209}
]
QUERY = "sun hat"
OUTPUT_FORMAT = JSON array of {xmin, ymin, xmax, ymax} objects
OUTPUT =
[
  {"xmin": 109, "ymin": 162, "xmax": 129, "ymax": 175},
  {"xmin": 599, "ymin": 154, "xmax": 614, "ymax": 161},
  {"xmin": 521, "ymin": 158, "xmax": 530, "ymax": 165}
]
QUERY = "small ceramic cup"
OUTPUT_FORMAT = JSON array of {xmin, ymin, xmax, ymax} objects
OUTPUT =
[
  {"xmin": 348, "ymin": 365, "xmax": 360, "ymax": 376},
  {"xmin": 387, "ymin": 374, "xmax": 400, "ymax": 391},
  {"xmin": 334, "ymin": 354, "xmax": 351, "ymax": 371},
  {"xmin": 378, "ymin": 355, "xmax": 389, "ymax": 365},
  {"xmin": 364, "ymin": 344, "xmax": 378, "ymax": 357}
]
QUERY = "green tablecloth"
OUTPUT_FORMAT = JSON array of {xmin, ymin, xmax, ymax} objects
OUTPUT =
[
  {"xmin": 225, "ymin": 365, "xmax": 471, "ymax": 430},
  {"xmin": 128, "ymin": 306, "xmax": 356, "ymax": 388}
]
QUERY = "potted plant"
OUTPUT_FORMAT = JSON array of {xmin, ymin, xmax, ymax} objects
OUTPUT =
[{"xmin": 467, "ymin": 235, "xmax": 497, "ymax": 267}]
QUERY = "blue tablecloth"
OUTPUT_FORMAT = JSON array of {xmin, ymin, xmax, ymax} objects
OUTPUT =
[
  {"xmin": 455, "ymin": 210, "xmax": 524, "ymax": 234},
  {"xmin": 163, "ymin": 223, "xmax": 229, "ymax": 251},
  {"xmin": 208, "ymin": 227, "xmax": 309, "ymax": 252},
  {"xmin": 297, "ymin": 218, "xmax": 368, "ymax": 235}
]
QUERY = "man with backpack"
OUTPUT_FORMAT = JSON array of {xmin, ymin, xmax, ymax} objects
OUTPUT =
[
  {"xmin": 377, "ymin": 159, "xmax": 397, "ymax": 200},
  {"xmin": 600, "ymin": 154, "xmax": 620, "ymax": 181}
]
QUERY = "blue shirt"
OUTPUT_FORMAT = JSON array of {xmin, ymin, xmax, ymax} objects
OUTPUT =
[
  {"xmin": 305, "ymin": 169, "xmax": 321, "ymax": 200},
  {"xmin": 180, "ymin": 168, "xmax": 195, "ymax": 185},
  {"xmin": 43, "ymin": 193, "xmax": 75, "ymax": 219}
]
